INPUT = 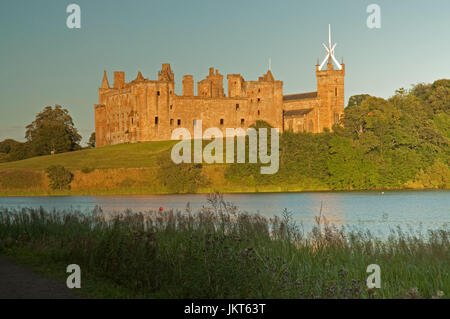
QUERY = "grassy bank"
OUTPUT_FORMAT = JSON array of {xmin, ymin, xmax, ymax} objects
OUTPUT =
[
  {"xmin": 0, "ymin": 139, "xmax": 447, "ymax": 197},
  {"xmin": 0, "ymin": 139, "xmax": 332, "ymax": 196},
  {"xmin": 0, "ymin": 194, "xmax": 448, "ymax": 299}
]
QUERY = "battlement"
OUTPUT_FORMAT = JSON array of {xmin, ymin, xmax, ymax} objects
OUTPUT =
[{"xmin": 95, "ymin": 58, "xmax": 345, "ymax": 146}]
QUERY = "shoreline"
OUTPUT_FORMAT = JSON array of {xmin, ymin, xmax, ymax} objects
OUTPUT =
[{"xmin": 0, "ymin": 186, "xmax": 447, "ymax": 197}]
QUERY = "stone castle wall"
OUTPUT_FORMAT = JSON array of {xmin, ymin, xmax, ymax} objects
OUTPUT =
[{"xmin": 94, "ymin": 62, "xmax": 345, "ymax": 147}]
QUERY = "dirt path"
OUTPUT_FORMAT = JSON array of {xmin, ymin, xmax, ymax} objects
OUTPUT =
[{"xmin": 0, "ymin": 257, "xmax": 81, "ymax": 299}]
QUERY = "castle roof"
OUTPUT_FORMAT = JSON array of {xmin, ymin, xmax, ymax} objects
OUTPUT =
[
  {"xmin": 136, "ymin": 71, "xmax": 144, "ymax": 81},
  {"xmin": 259, "ymin": 70, "xmax": 275, "ymax": 82},
  {"xmin": 283, "ymin": 92, "xmax": 318, "ymax": 101},
  {"xmin": 283, "ymin": 108, "xmax": 314, "ymax": 117}
]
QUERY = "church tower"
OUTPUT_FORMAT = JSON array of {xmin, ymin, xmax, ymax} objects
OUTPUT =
[{"xmin": 316, "ymin": 25, "xmax": 345, "ymax": 132}]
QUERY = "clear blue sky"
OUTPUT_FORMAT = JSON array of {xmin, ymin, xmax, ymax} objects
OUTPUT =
[{"xmin": 1, "ymin": 0, "xmax": 449, "ymax": 144}]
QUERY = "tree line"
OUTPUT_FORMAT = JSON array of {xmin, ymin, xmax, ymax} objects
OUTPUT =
[{"xmin": 225, "ymin": 79, "xmax": 450, "ymax": 190}]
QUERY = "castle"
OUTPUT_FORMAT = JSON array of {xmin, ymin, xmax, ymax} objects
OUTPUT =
[{"xmin": 94, "ymin": 38, "xmax": 345, "ymax": 147}]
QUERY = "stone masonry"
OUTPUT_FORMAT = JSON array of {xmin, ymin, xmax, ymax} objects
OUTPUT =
[{"xmin": 94, "ymin": 58, "xmax": 345, "ymax": 147}]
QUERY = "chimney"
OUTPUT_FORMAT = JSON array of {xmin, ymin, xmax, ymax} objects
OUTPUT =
[{"xmin": 114, "ymin": 71, "xmax": 125, "ymax": 89}]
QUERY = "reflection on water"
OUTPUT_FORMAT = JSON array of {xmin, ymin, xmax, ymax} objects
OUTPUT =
[{"xmin": 0, "ymin": 191, "xmax": 449, "ymax": 237}]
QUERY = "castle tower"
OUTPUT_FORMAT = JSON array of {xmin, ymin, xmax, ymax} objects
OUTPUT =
[{"xmin": 316, "ymin": 25, "xmax": 345, "ymax": 132}]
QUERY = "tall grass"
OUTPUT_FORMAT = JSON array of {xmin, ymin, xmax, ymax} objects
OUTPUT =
[{"xmin": 0, "ymin": 194, "xmax": 448, "ymax": 299}]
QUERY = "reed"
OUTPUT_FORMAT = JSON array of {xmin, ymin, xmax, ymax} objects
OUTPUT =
[{"xmin": 0, "ymin": 194, "xmax": 448, "ymax": 299}]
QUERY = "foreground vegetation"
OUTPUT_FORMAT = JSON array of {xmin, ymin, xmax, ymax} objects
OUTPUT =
[{"xmin": 0, "ymin": 194, "xmax": 448, "ymax": 299}]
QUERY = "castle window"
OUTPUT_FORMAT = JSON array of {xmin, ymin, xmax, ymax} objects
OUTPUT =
[
  {"xmin": 220, "ymin": 119, "xmax": 224, "ymax": 126},
  {"xmin": 241, "ymin": 119, "xmax": 245, "ymax": 127},
  {"xmin": 177, "ymin": 119, "xmax": 181, "ymax": 126},
  {"xmin": 157, "ymin": 91, "xmax": 160, "ymax": 96},
  {"xmin": 170, "ymin": 119, "xmax": 174, "ymax": 126},
  {"xmin": 131, "ymin": 118, "xmax": 134, "ymax": 125},
  {"xmin": 257, "ymin": 98, "xmax": 261, "ymax": 103},
  {"xmin": 335, "ymin": 88, "xmax": 338, "ymax": 96},
  {"xmin": 257, "ymin": 110, "xmax": 260, "ymax": 117},
  {"xmin": 236, "ymin": 104, "xmax": 240, "ymax": 111},
  {"xmin": 170, "ymin": 104, "xmax": 173, "ymax": 110},
  {"xmin": 155, "ymin": 117, "xmax": 159, "ymax": 125},
  {"xmin": 258, "ymin": 89, "xmax": 261, "ymax": 93}
]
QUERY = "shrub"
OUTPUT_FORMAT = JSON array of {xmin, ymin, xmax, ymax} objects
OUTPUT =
[
  {"xmin": 46, "ymin": 165, "xmax": 74, "ymax": 190},
  {"xmin": 413, "ymin": 160, "xmax": 450, "ymax": 189},
  {"xmin": 81, "ymin": 167, "xmax": 95, "ymax": 174},
  {"xmin": 156, "ymin": 154, "xmax": 209, "ymax": 193}
]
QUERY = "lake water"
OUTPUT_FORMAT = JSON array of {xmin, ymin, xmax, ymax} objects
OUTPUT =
[{"xmin": 0, "ymin": 191, "xmax": 449, "ymax": 237}]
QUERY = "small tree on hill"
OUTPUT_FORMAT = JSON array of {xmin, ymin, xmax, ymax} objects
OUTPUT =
[
  {"xmin": 87, "ymin": 132, "xmax": 96, "ymax": 148},
  {"xmin": 26, "ymin": 105, "xmax": 81, "ymax": 156},
  {"xmin": 46, "ymin": 165, "xmax": 74, "ymax": 190}
]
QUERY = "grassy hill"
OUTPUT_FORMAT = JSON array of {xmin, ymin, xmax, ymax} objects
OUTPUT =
[
  {"xmin": 0, "ymin": 140, "xmax": 176, "ymax": 171},
  {"xmin": 0, "ymin": 140, "xmax": 296, "ymax": 196},
  {"xmin": 0, "ymin": 141, "xmax": 179, "ymax": 196}
]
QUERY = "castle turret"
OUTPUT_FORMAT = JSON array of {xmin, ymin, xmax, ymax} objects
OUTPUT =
[
  {"xmin": 135, "ymin": 71, "xmax": 144, "ymax": 82},
  {"xmin": 158, "ymin": 63, "xmax": 174, "ymax": 82},
  {"xmin": 101, "ymin": 70, "xmax": 110, "ymax": 89}
]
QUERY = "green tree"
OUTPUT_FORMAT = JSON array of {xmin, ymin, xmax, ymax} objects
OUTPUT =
[
  {"xmin": 25, "ymin": 105, "xmax": 81, "ymax": 156},
  {"xmin": 347, "ymin": 94, "xmax": 371, "ymax": 108},
  {"xmin": 414, "ymin": 160, "xmax": 450, "ymax": 189},
  {"xmin": 46, "ymin": 165, "xmax": 74, "ymax": 190},
  {"xmin": 428, "ymin": 80, "xmax": 450, "ymax": 114},
  {"xmin": 88, "ymin": 132, "xmax": 96, "ymax": 148},
  {"xmin": 0, "ymin": 139, "xmax": 22, "ymax": 154},
  {"xmin": 7, "ymin": 142, "xmax": 32, "ymax": 162},
  {"xmin": 327, "ymin": 136, "xmax": 379, "ymax": 189},
  {"xmin": 156, "ymin": 154, "xmax": 209, "ymax": 193}
]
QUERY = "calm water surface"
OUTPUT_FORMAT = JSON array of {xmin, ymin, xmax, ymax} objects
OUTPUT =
[{"xmin": 0, "ymin": 191, "xmax": 449, "ymax": 237}]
